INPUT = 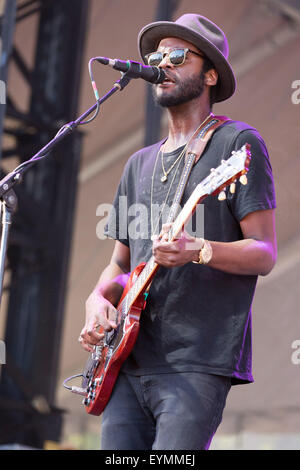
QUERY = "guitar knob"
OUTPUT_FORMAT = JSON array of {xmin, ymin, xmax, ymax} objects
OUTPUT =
[
  {"xmin": 239, "ymin": 174, "xmax": 248, "ymax": 185},
  {"xmin": 95, "ymin": 374, "xmax": 104, "ymax": 385},
  {"xmin": 218, "ymin": 190, "xmax": 226, "ymax": 201},
  {"xmin": 230, "ymin": 182, "xmax": 236, "ymax": 194}
]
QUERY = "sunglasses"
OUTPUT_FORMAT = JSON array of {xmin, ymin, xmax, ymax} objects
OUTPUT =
[{"xmin": 145, "ymin": 48, "xmax": 204, "ymax": 67}]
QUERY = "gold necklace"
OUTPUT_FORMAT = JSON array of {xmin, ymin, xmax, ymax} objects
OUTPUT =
[
  {"xmin": 150, "ymin": 146, "xmax": 183, "ymax": 239},
  {"xmin": 160, "ymin": 112, "xmax": 213, "ymax": 183},
  {"xmin": 160, "ymin": 145, "xmax": 186, "ymax": 183}
]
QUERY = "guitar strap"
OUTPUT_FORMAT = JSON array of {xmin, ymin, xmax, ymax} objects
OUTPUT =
[
  {"xmin": 166, "ymin": 115, "xmax": 230, "ymax": 225},
  {"xmin": 187, "ymin": 114, "xmax": 230, "ymax": 164}
]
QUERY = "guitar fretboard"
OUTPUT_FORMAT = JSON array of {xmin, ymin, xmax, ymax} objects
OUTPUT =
[{"xmin": 119, "ymin": 256, "xmax": 157, "ymax": 317}]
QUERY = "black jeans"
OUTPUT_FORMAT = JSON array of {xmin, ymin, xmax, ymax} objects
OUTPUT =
[{"xmin": 101, "ymin": 371, "xmax": 231, "ymax": 450}]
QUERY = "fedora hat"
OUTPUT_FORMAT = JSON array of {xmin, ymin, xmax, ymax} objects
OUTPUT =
[{"xmin": 138, "ymin": 13, "xmax": 236, "ymax": 103}]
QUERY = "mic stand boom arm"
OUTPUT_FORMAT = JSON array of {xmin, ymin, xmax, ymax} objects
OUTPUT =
[{"xmin": 0, "ymin": 72, "xmax": 132, "ymax": 306}]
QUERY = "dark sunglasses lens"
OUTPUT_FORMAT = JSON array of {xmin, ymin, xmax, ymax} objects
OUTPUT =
[
  {"xmin": 169, "ymin": 49, "xmax": 185, "ymax": 65},
  {"xmin": 147, "ymin": 52, "xmax": 163, "ymax": 66}
]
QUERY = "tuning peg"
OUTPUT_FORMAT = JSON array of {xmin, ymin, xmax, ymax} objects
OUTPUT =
[
  {"xmin": 218, "ymin": 190, "xmax": 226, "ymax": 201},
  {"xmin": 230, "ymin": 182, "xmax": 236, "ymax": 194},
  {"xmin": 239, "ymin": 174, "xmax": 248, "ymax": 185}
]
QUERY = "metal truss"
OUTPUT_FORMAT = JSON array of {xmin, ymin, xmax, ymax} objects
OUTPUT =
[{"xmin": 0, "ymin": 0, "xmax": 90, "ymax": 448}]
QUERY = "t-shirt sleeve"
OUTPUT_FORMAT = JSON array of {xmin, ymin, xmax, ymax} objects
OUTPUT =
[
  {"xmin": 226, "ymin": 128, "xmax": 276, "ymax": 222},
  {"xmin": 103, "ymin": 163, "xmax": 130, "ymax": 247}
]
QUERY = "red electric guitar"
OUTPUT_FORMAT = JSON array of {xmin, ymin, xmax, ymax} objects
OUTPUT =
[{"xmin": 64, "ymin": 143, "xmax": 251, "ymax": 416}]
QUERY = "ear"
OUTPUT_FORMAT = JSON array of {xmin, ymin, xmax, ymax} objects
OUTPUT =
[{"xmin": 205, "ymin": 69, "xmax": 218, "ymax": 87}]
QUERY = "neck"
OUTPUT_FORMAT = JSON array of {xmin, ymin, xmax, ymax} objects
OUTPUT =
[{"xmin": 163, "ymin": 97, "xmax": 212, "ymax": 152}]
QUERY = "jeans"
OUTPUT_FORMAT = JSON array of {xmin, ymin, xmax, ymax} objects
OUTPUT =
[{"xmin": 101, "ymin": 371, "xmax": 231, "ymax": 450}]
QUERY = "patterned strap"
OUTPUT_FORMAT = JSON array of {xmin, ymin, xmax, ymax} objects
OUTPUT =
[{"xmin": 187, "ymin": 115, "xmax": 230, "ymax": 164}]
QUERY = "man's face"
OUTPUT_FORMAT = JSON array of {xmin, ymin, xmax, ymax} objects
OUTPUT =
[{"xmin": 151, "ymin": 37, "xmax": 206, "ymax": 108}]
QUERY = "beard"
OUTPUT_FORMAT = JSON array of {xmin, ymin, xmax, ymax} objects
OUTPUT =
[{"xmin": 153, "ymin": 71, "xmax": 205, "ymax": 108}]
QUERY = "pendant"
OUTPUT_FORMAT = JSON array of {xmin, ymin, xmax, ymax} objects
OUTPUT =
[{"xmin": 161, "ymin": 175, "xmax": 168, "ymax": 183}]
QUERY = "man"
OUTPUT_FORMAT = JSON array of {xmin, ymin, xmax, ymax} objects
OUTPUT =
[{"xmin": 79, "ymin": 14, "xmax": 277, "ymax": 450}]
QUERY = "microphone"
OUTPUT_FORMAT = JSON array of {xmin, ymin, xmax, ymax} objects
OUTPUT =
[{"xmin": 96, "ymin": 57, "xmax": 166, "ymax": 84}]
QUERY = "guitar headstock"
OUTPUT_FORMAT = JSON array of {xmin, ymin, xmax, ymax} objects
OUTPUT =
[
  {"xmin": 168, "ymin": 143, "xmax": 252, "ymax": 242},
  {"xmin": 199, "ymin": 143, "xmax": 251, "ymax": 199}
]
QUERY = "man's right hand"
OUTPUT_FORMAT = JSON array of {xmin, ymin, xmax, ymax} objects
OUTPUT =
[
  {"xmin": 79, "ymin": 291, "xmax": 119, "ymax": 353},
  {"xmin": 79, "ymin": 241, "xmax": 130, "ymax": 353}
]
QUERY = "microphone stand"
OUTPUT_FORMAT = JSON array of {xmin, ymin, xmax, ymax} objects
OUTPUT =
[{"xmin": 0, "ymin": 72, "xmax": 132, "ymax": 306}]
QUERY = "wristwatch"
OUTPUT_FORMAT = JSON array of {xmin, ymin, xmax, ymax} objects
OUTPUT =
[{"xmin": 192, "ymin": 239, "xmax": 213, "ymax": 265}]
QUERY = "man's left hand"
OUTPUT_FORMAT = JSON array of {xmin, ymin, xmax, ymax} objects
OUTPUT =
[{"xmin": 152, "ymin": 223, "xmax": 204, "ymax": 267}]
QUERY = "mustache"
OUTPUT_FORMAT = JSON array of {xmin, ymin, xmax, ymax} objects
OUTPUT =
[{"xmin": 162, "ymin": 71, "xmax": 177, "ymax": 83}]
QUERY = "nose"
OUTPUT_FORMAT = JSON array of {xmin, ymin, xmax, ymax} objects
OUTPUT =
[{"xmin": 159, "ymin": 54, "xmax": 173, "ymax": 69}]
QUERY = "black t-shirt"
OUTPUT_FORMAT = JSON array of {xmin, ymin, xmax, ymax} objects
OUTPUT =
[{"xmin": 104, "ymin": 120, "xmax": 276, "ymax": 384}]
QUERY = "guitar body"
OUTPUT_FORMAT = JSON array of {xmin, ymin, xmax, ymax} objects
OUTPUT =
[{"xmin": 83, "ymin": 263, "xmax": 147, "ymax": 416}]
